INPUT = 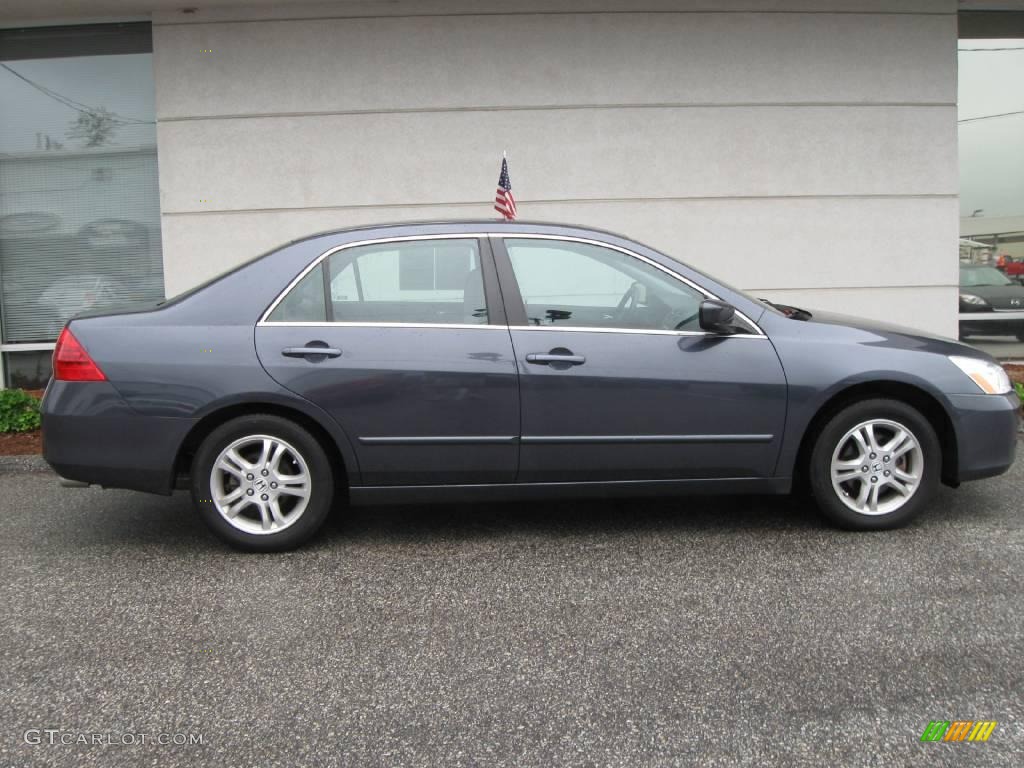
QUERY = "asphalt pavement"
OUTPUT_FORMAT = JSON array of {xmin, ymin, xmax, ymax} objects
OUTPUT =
[
  {"xmin": 969, "ymin": 336, "xmax": 1024, "ymax": 363},
  {"xmin": 0, "ymin": 459, "xmax": 1021, "ymax": 767}
]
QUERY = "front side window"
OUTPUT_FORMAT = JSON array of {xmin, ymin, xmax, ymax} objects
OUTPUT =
[{"xmin": 503, "ymin": 238, "xmax": 707, "ymax": 332}]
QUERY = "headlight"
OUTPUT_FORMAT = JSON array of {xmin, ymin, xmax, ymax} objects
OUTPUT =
[
  {"xmin": 948, "ymin": 355, "xmax": 1012, "ymax": 394},
  {"xmin": 959, "ymin": 293, "xmax": 989, "ymax": 306}
]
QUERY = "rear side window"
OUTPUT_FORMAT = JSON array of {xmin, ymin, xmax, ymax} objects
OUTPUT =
[
  {"xmin": 327, "ymin": 239, "xmax": 487, "ymax": 325},
  {"xmin": 266, "ymin": 264, "xmax": 327, "ymax": 322}
]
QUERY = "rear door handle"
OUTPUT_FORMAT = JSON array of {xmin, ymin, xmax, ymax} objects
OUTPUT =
[
  {"xmin": 282, "ymin": 346, "xmax": 342, "ymax": 359},
  {"xmin": 526, "ymin": 353, "xmax": 586, "ymax": 365}
]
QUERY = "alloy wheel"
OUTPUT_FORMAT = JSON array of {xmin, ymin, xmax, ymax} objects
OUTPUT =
[
  {"xmin": 829, "ymin": 419, "xmax": 923, "ymax": 516},
  {"xmin": 209, "ymin": 434, "xmax": 312, "ymax": 535}
]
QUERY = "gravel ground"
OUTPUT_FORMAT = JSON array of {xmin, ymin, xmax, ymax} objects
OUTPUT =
[{"xmin": 0, "ymin": 461, "xmax": 1021, "ymax": 768}]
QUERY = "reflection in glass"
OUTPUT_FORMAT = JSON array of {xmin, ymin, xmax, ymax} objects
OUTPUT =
[{"xmin": 0, "ymin": 52, "xmax": 165, "ymax": 351}]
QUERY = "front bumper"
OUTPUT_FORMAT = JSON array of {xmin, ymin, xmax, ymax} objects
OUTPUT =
[
  {"xmin": 959, "ymin": 310, "xmax": 1024, "ymax": 336},
  {"xmin": 42, "ymin": 381, "xmax": 195, "ymax": 495},
  {"xmin": 948, "ymin": 391, "xmax": 1020, "ymax": 482}
]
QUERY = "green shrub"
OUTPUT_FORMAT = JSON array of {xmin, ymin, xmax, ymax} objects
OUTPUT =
[
  {"xmin": 0, "ymin": 389, "xmax": 41, "ymax": 433},
  {"xmin": 1015, "ymin": 381, "xmax": 1024, "ymax": 402}
]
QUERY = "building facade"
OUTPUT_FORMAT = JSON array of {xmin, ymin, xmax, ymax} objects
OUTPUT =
[{"xmin": 1, "ymin": 0, "xmax": 1021, "ymax": 387}]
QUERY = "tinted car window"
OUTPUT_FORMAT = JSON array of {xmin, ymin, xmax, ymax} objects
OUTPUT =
[
  {"xmin": 327, "ymin": 239, "xmax": 487, "ymax": 325},
  {"xmin": 504, "ymin": 238, "xmax": 705, "ymax": 331},
  {"xmin": 267, "ymin": 263, "xmax": 327, "ymax": 322}
]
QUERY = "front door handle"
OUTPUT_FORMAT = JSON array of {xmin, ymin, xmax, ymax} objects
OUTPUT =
[
  {"xmin": 282, "ymin": 344, "xmax": 342, "ymax": 359},
  {"xmin": 526, "ymin": 352, "xmax": 586, "ymax": 366}
]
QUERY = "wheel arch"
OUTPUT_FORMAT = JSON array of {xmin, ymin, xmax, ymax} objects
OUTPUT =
[
  {"xmin": 173, "ymin": 400, "xmax": 355, "ymax": 495},
  {"xmin": 791, "ymin": 380, "xmax": 959, "ymax": 492}
]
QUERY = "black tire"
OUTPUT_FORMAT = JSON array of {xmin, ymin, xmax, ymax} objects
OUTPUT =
[
  {"xmin": 808, "ymin": 399, "xmax": 940, "ymax": 531},
  {"xmin": 190, "ymin": 415, "xmax": 335, "ymax": 551}
]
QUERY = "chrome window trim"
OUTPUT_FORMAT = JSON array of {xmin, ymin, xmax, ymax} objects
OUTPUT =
[
  {"xmin": 509, "ymin": 325, "xmax": 767, "ymax": 338},
  {"xmin": 258, "ymin": 233, "xmax": 491, "ymax": 325},
  {"xmin": 256, "ymin": 321, "xmax": 766, "ymax": 338},
  {"xmin": 493, "ymin": 233, "xmax": 767, "ymax": 338},
  {"xmin": 258, "ymin": 231, "xmax": 767, "ymax": 338},
  {"xmin": 260, "ymin": 321, "xmax": 502, "ymax": 330}
]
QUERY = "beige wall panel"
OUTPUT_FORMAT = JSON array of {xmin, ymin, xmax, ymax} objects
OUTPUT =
[
  {"xmin": 155, "ymin": 106, "xmax": 956, "ymax": 214},
  {"xmin": 153, "ymin": 11, "xmax": 955, "ymax": 118},
  {"xmin": 150, "ymin": 0, "xmax": 956, "ymax": 26}
]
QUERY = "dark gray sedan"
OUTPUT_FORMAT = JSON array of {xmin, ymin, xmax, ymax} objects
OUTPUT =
[
  {"xmin": 42, "ymin": 221, "xmax": 1019, "ymax": 550},
  {"xmin": 958, "ymin": 263, "xmax": 1024, "ymax": 340}
]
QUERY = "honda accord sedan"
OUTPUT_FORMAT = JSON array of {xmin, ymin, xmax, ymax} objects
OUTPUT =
[{"xmin": 42, "ymin": 222, "xmax": 1019, "ymax": 550}]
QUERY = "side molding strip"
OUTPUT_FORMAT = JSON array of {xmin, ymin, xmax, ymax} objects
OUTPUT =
[
  {"xmin": 358, "ymin": 436, "xmax": 518, "ymax": 445},
  {"xmin": 358, "ymin": 434, "xmax": 773, "ymax": 445},
  {"xmin": 520, "ymin": 434, "xmax": 774, "ymax": 444}
]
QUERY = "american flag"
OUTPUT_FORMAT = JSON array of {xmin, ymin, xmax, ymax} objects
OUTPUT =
[{"xmin": 494, "ymin": 156, "xmax": 517, "ymax": 220}]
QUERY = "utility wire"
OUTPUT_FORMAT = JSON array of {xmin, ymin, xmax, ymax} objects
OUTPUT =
[
  {"xmin": 958, "ymin": 109, "xmax": 1024, "ymax": 123},
  {"xmin": 958, "ymin": 46, "xmax": 1024, "ymax": 51},
  {"xmin": 0, "ymin": 62, "xmax": 155, "ymax": 125}
]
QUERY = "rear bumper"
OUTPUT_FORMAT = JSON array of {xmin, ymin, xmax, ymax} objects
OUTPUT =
[
  {"xmin": 948, "ymin": 392, "xmax": 1020, "ymax": 482},
  {"xmin": 42, "ymin": 381, "xmax": 195, "ymax": 495}
]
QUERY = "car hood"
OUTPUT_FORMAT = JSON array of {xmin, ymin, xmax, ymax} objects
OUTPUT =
[{"xmin": 794, "ymin": 309, "xmax": 984, "ymax": 358}]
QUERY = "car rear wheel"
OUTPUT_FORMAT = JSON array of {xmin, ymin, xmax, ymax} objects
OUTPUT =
[
  {"xmin": 190, "ymin": 415, "xmax": 334, "ymax": 551},
  {"xmin": 809, "ymin": 399, "xmax": 940, "ymax": 530}
]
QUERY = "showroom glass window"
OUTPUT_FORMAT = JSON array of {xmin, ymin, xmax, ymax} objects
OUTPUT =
[
  {"xmin": 0, "ymin": 24, "xmax": 164, "ymax": 388},
  {"xmin": 956, "ymin": 29, "xmax": 1024, "ymax": 352}
]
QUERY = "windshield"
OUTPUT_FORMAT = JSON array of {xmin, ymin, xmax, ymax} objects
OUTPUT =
[
  {"xmin": 665, "ymin": 259, "xmax": 788, "ymax": 317},
  {"xmin": 960, "ymin": 266, "xmax": 1012, "ymax": 288}
]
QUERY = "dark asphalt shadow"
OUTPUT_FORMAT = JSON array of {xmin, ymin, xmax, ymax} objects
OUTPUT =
[
  {"xmin": 3, "ymin": 468, "xmax": 987, "ymax": 554},
  {"xmin": 320, "ymin": 492, "xmax": 827, "ymax": 546}
]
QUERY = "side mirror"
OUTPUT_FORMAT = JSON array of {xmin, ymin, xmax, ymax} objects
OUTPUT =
[{"xmin": 698, "ymin": 299, "xmax": 738, "ymax": 334}]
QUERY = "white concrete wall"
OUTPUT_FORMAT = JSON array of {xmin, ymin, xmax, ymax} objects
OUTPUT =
[{"xmin": 152, "ymin": 0, "xmax": 959, "ymax": 335}]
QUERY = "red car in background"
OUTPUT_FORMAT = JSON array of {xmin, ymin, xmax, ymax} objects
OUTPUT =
[{"xmin": 996, "ymin": 255, "xmax": 1024, "ymax": 280}]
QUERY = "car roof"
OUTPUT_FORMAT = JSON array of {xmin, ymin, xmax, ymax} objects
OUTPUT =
[{"xmin": 283, "ymin": 219, "xmax": 637, "ymax": 248}]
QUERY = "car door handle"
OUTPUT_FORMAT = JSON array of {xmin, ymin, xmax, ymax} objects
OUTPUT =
[
  {"xmin": 281, "ymin": 346, "xmax": 342, "ymax": 359},
  {"xmin": 526, "ymin": 353, "xmax": 586, "ymax": 365}
]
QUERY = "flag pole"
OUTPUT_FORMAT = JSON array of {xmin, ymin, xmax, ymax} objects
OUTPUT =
[
  {"xmin": 494, "ymin": 149, "xmax": 516, "ymax": 221},
  {"xmin": 499, "ymin": 150, "xmax": 507, "ymax": 221}
]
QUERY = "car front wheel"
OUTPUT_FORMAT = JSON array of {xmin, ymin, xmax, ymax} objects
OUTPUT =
[
  {"xmin": 190, "ymin": 415, "xmax": 334, "ymax": 551},
  {"xmin": 809, "ymin": 399, "xmax": 940, "ymax": 530}
]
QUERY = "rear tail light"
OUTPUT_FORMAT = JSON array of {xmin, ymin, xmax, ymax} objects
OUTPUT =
[{"xmin": 53, "ymin": 327, "xmax": 107, "ymax": 382}]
